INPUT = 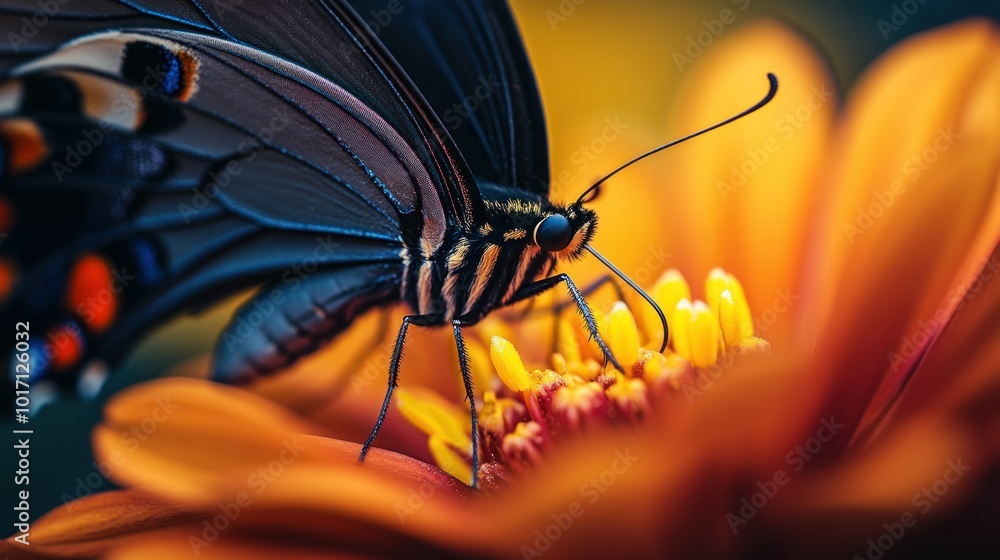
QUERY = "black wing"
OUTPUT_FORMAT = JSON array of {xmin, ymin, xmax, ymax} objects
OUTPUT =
[
  {"xmin": 0, "ymin": 0, "xmax": 493, "ymax": 391},
  {"xmin": 347, "ymin": 0, "xmax": 550, "ymax": 195}
]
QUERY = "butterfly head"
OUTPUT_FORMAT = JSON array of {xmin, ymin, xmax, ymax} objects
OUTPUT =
[{"xmin": 532, "ymin": 204, "xmax": 597, "ymax": 261}]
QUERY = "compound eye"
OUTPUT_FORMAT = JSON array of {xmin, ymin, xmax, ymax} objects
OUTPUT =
[{"xmin": 533, "ymin": 214, "xmax": 573, "ymax": 252}]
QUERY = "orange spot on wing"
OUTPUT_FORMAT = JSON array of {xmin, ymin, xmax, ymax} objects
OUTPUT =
[
  {"xmin": 66, "ymin": 253, "xmax": 119, "ymax": 333},
  {"xmin": 0, "ymin": 119, "xmax": 48, "ymax": 174},
  {"xmin": 174, "ymin": 49, "xmax": 200, "ymax": 102},
  {"xmin": 47, "ymin": 323, "xmax": 85, "ymax": 372}
]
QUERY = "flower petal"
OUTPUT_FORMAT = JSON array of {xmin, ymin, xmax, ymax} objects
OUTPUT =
[
  {"xmin": 4, "ymin": 490, "xmax": 191, "ymax": 558},
  {"xmin": 84, "ymin": 378, "xmax": 501, "ymax": 555},
  {"xmin": 661, "ymin": 20, "xmax": 837, "ymax": 346},
  {"xmin": 805, "ymin": 20, "xmax": 1000, "ymax": 442},
  {"xmin": 92, "ymin": 379, "xmax": 470, "ymax": 503},
  {"xmin": 856, "ymin": 243, "xmax": 1000, "ymax": 447}
]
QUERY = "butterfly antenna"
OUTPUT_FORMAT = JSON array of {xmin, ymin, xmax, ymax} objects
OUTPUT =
[
  {"xmin": 585, "ymin": 246, "xmax": 669, "ymax": 353},
  {"xmin": 575, "ymin": 73, "xmax": 779, "ymax": 205}
]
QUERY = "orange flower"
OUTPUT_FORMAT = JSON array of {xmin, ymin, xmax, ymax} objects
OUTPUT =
[{"xmin": 6, "ymin": 16, "xmax": 1000, "ymax": 560}]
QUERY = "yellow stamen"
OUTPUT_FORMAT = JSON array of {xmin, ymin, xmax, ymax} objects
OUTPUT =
[
  {"xmin": 606, "ymin": 374, "xmax": 649, "ymax": 421},
  {"xmin": 606, "ymin": 301, "xmax": 641, "ymax": 372},
  {"xmin": 551, "ymin": 382, "xmax": 609, "ymax": 429},
  {"xmin": 718, "ymin": 289, "xmax": 743, "ymax": 347},
  {"xmin": 501, "ymin": 421, "xmax": 546, "ymax": 470},
  {"xmin": 738, "ymin": 336, "xmax": 773, "ymax": 356},
  {"xmin": 396, "ymin": 388, "xmax": 470, "ymax": 449},
  {"xmin": 643, "ymin": 352, "xmax": 692, "ymax": 391},
  {"xmin": 706, "ymin": 268, "xmax": 753, "ymax": 338},
  {"xmin": 490, "ymin": 335, "xmax": 530, "ymax": 392},
  {"xmin": 645, "ymin": 269, "xmax": 691, "ymax": 343},
  {"xmin": 480, "ymin": 390, "xmax": 524, "ymax": 436},
  {"xmin": 528, "ymin": 367, "xmax": 566, "ymax": 392},
  {"xmin": 428, "ymin": 435, "xmax": 473, "ymax": 485},
  {"xmin": 673, "ymin": 300, "xmax": 719, "ymax": 367}
]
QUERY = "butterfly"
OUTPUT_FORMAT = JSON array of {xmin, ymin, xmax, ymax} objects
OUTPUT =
[{"xmin": 0, "ymin": 0, "xmax": 775, "ymax": 487}]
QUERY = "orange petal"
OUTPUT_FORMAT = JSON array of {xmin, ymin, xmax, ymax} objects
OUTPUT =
[
  {"xmin": 88, "ymin": 378, "xmax": 496, "ymax": 554},
  {"xmin": 93, "ymin": 378, "xmax": 468, "ymax": 502},
  {"xmin": 4, "ymin": 490, "xmax": 191, "ymax": 558},
  {"xmin": 764, "ymin": 415, "xmax": 983, "ymax": 557},
  {"xmin": 857, "ymin": 242, "xmax": 1000, "ymax": 448},
  {"xmin": 486, "ymin": 354, "xmax": 822, "ymax": 559},
  {"xmin": 805, "ymin": 20, "xmax": 1000, "ymax": 442},
  {"xmin": 661, "ymin": 19, "xmax": 837, "ymax": 347}
]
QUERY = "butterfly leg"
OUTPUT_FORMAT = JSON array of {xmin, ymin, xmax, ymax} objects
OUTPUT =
[
  {"xmin": 508, "ymin": 274, "xmax": 621, "ymax": 320},
  {"xmin": 550, "ymin": 274, "xmax": 623, "ymax": 358},
  {"xmin": 508, "ymin": 274, "xmax": 625, "ymax": 372},
  {"xmin": 452, "ymin": 321, "xmax": 480, "ymax": 488},
  {"xmin": 359, "ymin": 314, "xmax": 425, "ymax": 462}
]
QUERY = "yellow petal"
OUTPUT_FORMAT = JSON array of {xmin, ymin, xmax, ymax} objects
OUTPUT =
[
  {"xmin": 428, "ymin": 435, "xmax": 473, "ymax": 486},
  {"xmin": 396, "ymin": 388, "xmax": 471, "ymax": 449}
]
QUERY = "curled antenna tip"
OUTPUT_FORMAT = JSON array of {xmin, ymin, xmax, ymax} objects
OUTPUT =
[{"xmin": 574, "ymin": 72, "xmax": 780, "ymax": 206}]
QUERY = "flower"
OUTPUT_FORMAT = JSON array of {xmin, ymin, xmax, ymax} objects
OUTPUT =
[
  {"xmin": 399, "ymin": 267, "xmax": 772, "ymax": 486},
  {"xmin": 6, "ymin": 15, "xmax": 1000, "ymax": 560}
]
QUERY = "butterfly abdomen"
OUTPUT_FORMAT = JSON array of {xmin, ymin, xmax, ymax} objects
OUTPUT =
[{"xmin": 211, "ymin": 262, "xmax": 402, "ymax": 384}]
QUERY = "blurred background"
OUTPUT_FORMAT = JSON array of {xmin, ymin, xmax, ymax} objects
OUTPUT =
[{"xmin": 4, "ymin": 0, "xmax": 1000, "ymax": 518}]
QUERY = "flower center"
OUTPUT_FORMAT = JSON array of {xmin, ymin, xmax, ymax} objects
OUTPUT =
[{"xmin": 397, "ymin": 267, "xmax": 771, "ymax": 487}]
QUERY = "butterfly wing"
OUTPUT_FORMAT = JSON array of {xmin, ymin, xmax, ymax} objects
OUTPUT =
[
  {"xmin": 0, "ymin": 1, "xmax": 493, "ymax": 391},
  {"xmin": 347, "ymin": 0, "xmax": 550, "ymax": 195}
]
